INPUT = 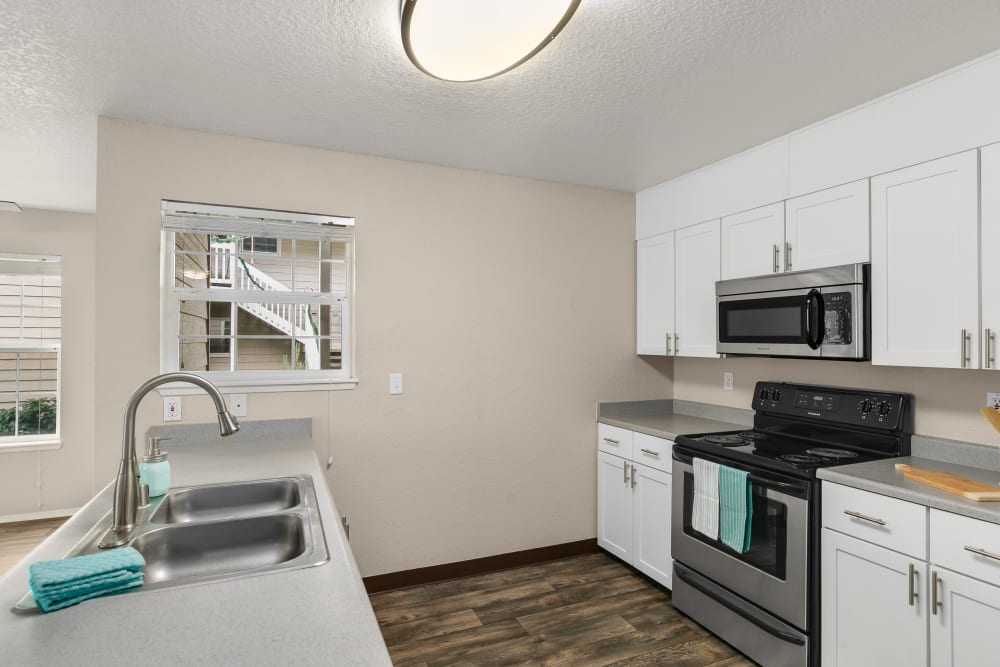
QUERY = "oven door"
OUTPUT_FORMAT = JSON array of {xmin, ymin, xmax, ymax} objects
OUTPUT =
[{"xmin": 671, "ymin": 449, "xmax": 810, "ymax": 630}]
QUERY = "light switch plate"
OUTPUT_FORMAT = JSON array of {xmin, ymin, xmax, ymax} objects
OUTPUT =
[
  {"xmin": 389, "ymin": 373, "xmax": 403, "ymax": 395},
  {"xmin": 988, "ymin": 392, "xmax": 1000, "ymax": 409},
  {"xmin": 163, "ymin": 397, "xmax": 182, "ymax": 421},
  {"xmin": 229, "ymin": 394, "xmax": 247, "ymax": 417},
  {"xmin": 723, "ymin": 371, "xmax": 734, "ymax": 391}
]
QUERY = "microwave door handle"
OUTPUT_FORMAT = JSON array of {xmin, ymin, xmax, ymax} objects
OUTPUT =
[{"xmin": 805, "ymin": 289, "xmax": 824, "ymax": 350}]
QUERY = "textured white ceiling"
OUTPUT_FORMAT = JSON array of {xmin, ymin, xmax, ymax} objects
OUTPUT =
[{"xmin": 3, "ymin": 0, "xmax": 1000, "ymax": 211}]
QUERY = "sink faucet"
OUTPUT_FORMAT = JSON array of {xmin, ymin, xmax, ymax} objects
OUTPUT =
[{"xmin": 99, "ymin": 372, "xmax": 239, "ymax": 548}]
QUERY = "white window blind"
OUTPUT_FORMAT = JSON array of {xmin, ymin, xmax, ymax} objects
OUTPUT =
[
  {"xmin": 161, "ymin": 201, "xmax": 354, "ymax": 384},
  {"xmin": 0, "ymin": 253, "xmax": 61, "ymax": 445}
]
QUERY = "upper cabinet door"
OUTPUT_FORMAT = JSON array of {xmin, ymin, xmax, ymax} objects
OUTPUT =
[
  {"xmin": 784, "ymin": 180, "xmax": 870, "ymax": 272},
  {"xmin": 675, "ymin": 220, "xmax": 721, "ymax": 358},
  {"xmin": 871, "ymin": 151, "xmax": 980, "ymax": 369},
  {"xmin": 981, "ymin": 143, "xmax": 1000, "ymax": 370},
  {"xmin": 720, "ymin": 202, "xmax": 785, "ymax": 280},
  {"xmin": 636, "ymin": 233, "xmax": 675, "ymax": 355}
]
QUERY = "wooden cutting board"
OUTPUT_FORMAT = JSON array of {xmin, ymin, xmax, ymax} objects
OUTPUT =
[{"xmin": 895, "ymin": 464, "xmax": 1000, "ymax": 501}]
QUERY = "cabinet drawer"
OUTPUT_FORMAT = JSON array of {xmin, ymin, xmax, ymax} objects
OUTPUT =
[
  {"xmin": 931, "ymin": 509, "xmax": 1000, "ymax": 583},
  {"xmin": 822, "ymin": 483, "xmax": 927, "ymax": 558},
  {"xmin": 633, "ymin": 432, "xmax": 672, "ymax": 473},
  {"xmin": 598, "ymin": 423, "xmax": 633, "ymax": 458}
]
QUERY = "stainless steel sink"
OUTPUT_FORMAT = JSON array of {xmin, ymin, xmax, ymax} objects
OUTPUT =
[
  {"xmin": 150, "ymin": 478, "xmax": 301, "ymax": 524},
  {"xmin": 12, "ymin": 475, "xmax": 328, "ymax": 614}
]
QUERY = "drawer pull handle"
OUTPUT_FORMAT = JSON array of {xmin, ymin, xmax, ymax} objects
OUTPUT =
[
  {"xmin": 843, "ymin": 510, "xmax": 886, "ymax": 526},
  {"xmin": 964, "ymin": 545, "xmax": 1000, "ymax": 562},
  {"xmin": 639, "ymin": 448, "xmax": 660, "ymax": 458},
  {"xmin": 907, "ymin": 563, "xmax": 918, "ymax": 606},
  {"xmin": 603, "ymin": 438, "xmax": 619, "ymax": 446}
]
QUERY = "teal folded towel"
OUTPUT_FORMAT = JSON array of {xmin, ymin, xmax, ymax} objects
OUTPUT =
[
  {"xmin": 29, "ymin": 547, "xmax": 145, "ymax": 612},
  {"xmin": 719, "ymin": 466, "xmax": 753, "ymax": 553}
]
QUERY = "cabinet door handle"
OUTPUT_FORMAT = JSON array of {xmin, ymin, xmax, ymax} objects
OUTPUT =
[
  {"xmin": 931, "ymin": 570, "xmax": 942, "ymax": 615},
  {"xmin": 985, "ymin": 329, "xmax": 994, "ymax": 370},
  {"xmin": 624, "ymin": 459, "xmax": 629, "ymax": 485},
  {"xmin": 961, "ymin": 329, "xmax": 970, "ymax": 368},
  {"xmin": 666, "ymin": 333, "xmax": 672, "ymax": 355},
  {"xmin": 843, "ymin": 510, "xmax": 886, "ymax": 526},
  {"xmin": 785, "ymin": 242, "xmax": 792, "ymax": 272},
  {"xmin": 773, "ymin": 244, "xmax": 780, "ymax": 273},
  {"xmin": 908, "ymin": 563, "xmax": 918, "ymax": 606},
  {"xmin": 675, "ymin": 333, "xmax": 679, "ymax": 354},
  {"xmin": 603, "ymin": 437, "xmax": 619, "ymax": 446},
  {"xmin": 639, "ymin": 448, "xmax": 660, "ymax": 458},
  {"xmin": 631, "ymin": 464, "xmax": 637, "ymax": 489},
  {"xmin": 964, "ymin": 545, "xmax": 1000, "ymax": 562}
]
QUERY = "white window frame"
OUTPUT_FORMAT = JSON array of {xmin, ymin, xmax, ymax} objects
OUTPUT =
[
  {"xmin": 0, "ymin": 253, "xmax": 62, "ymax": 452},
  {"xmin": 159, "ymin": 201, "xmax": 357, "ymax": 394}
]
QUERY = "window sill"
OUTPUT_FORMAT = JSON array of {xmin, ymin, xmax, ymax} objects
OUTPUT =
[
  {"xmin": 156, "ymin": 376, "xmax": 359, "ymax": 395},
  {"xmin": 0, "ymin": 439, "xmax": 63, "ymax": 454}
]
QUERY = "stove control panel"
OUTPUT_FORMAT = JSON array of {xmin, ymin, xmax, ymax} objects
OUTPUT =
[{"xmin": 753, "ymin": 382, "xmax": 911, "ymax": 431}]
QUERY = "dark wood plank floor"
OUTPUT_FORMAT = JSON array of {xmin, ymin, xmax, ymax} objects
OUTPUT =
[
  {"xmin": 370, "ymin": 552, "xmax": 757, "ymax": 666},
  {"xmin": 0, "ymin": 518, "xmax": 67, "ymax": 577}
]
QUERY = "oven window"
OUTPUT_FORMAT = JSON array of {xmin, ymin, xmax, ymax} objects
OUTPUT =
[
  {"xmin": 682, "ymin": 471, "xmax": 788, "ymax": 580},
  {"xmin": 718, "ymin": 295, "xmax": 807, "ymax": 344}
]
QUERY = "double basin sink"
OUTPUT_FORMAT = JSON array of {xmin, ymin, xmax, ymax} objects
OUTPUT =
[{"xmin": 13, "ymin": 475, "xmax": 329, "ymax": 614}]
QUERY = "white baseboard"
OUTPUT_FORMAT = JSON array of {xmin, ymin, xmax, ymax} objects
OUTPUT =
[{"xmin": 0, "ymin": 508, "xmax": 77, "ymax": 524}]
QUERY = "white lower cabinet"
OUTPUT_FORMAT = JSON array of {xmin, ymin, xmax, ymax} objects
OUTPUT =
[
  {"xmin": 822, "ymin": 482, "xmax": 1000, "ymax": 667},
  {"xmin": 596, "ymin": 430, "xmax": 672, "ymax": 589},
  {"xmin": 821, "ymin": 528, "xmax": 927, "ymax": 667}
]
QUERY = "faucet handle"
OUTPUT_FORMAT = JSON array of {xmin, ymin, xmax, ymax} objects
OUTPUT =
[{"xmin": 138, "ymin": 483, "xmax": 150, "ymax": 509}]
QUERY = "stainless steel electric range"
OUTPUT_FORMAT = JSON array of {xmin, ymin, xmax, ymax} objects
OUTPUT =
[{"xmin": 671, "ymin": 382, "xmax": 913, "ymax": 667}]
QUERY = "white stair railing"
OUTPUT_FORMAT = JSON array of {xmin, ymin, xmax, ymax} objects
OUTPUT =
[{"xmin": 211, "ymin": 246, "xmax": 321, "ymax": 369}]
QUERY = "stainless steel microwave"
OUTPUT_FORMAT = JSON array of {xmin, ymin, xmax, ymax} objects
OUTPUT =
[{"xmin": 716, "ymin": 263, "xmax": 869, "ymax": 360}]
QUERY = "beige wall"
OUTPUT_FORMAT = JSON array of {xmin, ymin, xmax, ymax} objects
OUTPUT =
[
  {"xmin": 95, "ymin": 118, "xmax": 672, "ymax": 576},
  {"xmin": 0, "ymin": 209, "xmax": 96, "ymax": 519},
  {"xmin": 674, "ymin": 357, "xmax": 1000, "ymax": 446}
]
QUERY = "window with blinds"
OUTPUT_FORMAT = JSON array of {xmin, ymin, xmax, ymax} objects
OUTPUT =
[
  {"xmin": 0, "ymin": 253, "xmax": 61, "ymax": 445},
  {"xmin": 160, "ymin": 201, "xmax": 354, "ymax": 384}
]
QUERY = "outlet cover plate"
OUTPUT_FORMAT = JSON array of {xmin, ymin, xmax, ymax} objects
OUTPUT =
[
  {"xmin": 988, "ymin": 392, "xmax": 1000, "ymax": 410},
  {"xmin": 229, "ymin": 394, "xmax": 247, "ymax": 417},
  {"xmin": 389, "ymin": 373, "xmax": 403, "ymax": 395},
  {"xmin": 723, "ymin": 372, "xmax": 734, "ymax": 391},
  {"xmin": 163, "ymin": 397, "xmax": 182, "ymax": 421}
]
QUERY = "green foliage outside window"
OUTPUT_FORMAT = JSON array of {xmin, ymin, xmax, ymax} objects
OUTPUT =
[{"xmin": 0, "ymin": 398, "xmax": 57, "ymax": 436}]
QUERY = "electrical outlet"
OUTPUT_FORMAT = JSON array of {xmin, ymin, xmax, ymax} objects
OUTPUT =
[
  {"xmin": 389, "ymin": 373, "xmax": 403, "ymax": 395},
  {"xmin": 163, "ymin": 397, "xmax": 182, "ymax": 421},
  {"xmin": 229, "ymin": 394, "xmax": 247, "ymax": 417},
  {"xmin": 988, "ymin": 392, "xmax": 1000, "ymax": 410},
  {"xmin": 723, "ymin": 371, "xmax": 734, "ymax": 391}
]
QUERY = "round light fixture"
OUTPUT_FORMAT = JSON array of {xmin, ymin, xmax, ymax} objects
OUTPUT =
[{"xmin": 400, "ymin": 0, "xmax": 581, "ymax": 82}]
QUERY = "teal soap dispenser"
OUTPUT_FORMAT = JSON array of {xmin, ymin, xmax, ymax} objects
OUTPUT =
[{"xmin": 139, "ymin": 436, "xmax": 171, "ymax": 498}]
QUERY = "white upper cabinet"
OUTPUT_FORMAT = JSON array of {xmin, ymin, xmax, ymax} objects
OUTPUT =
[
  {"xmin": 784, "ymin": 180, "xmax": 870, "ymax": 272},
  {"xmin": 720, "ymin": 203, "xmax": 785, "ymax": 280},
  {"xmin": 636, "ymin": 232, "xmax": 675, "ymax": 355},
  {"xmin": 981, "ymin": 143, "xmax": 1000, "ymax": 370},
  {"xmin": 871, "ymin": 151, "xmax": 980, "ymax": 369},
  {"xmin": 674, "ymin": 219, "xmax": 720, "ymax": 357}
]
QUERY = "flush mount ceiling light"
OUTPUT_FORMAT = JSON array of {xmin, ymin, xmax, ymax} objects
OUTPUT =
[
  {"xmin": 400, "ymin": 0, "xmax": 581, "ymax": 82},
  {"xmin": 0, "ymin": 201, "xmax": 23, "ymax": 213}
]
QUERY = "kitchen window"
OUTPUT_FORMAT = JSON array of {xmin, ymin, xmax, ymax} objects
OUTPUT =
[
  {"xmin": 0, "ymin": 253, "xmax": 61, "ymax": 448},
  {"xmin": 160, "ymin": 201, "xmax": 355, "ymax": 392}
]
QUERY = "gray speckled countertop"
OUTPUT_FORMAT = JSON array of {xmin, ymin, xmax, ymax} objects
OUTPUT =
[
  {"xmin": 818, "ymin": 456, "xmax": 1000, "ymax": 525},
  {"xmin": 0, "ymin": 427, "xmax": 391, "ymax": 666},
  {"xmin": 598, "ymin": 399, "xmax": 752, "ymax": 440}
]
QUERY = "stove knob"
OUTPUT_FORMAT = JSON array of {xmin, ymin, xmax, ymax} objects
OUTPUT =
[
  {"xmin": 759, "ymin": 387, "xmax": 771, "ymax": 401},
  {"xmin": 771, "ymin": 389, "xmax": 782, "ymax": 401},
  {"xmin": 877, "ymin": 401, "xmax": 893, "ymax": 416},
  {"xmin": 858, "ymin": 399, "xmax": 873, "ymax": 414}
]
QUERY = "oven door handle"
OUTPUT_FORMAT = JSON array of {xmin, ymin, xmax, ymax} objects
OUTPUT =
[
  {"xmin": 804, "ymin": 289, "xmax": 824, "ymax": 350},
  {"xmin": 673, "ymin": 564, "xmax": 807, "ymax": 646},
  {"xmin": 746, "ymin": 474, "xmax": 809, "ymax": 494}
]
